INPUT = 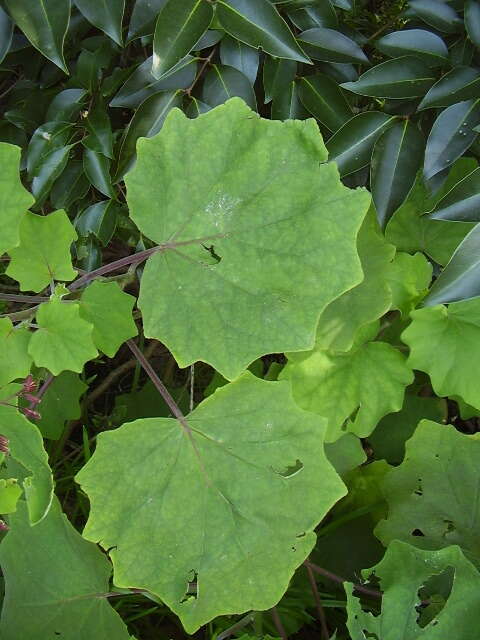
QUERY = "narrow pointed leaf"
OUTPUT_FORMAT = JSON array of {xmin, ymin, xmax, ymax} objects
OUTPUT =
[
  {"xmin": 430, "ymin": 167, "xmax": 480, "ymax": 222},
  {"xmin": 341, "ymin": 56, "xmax": 436, "ymax": 99},
  {"xmin": 0, "ymin": 319, "xmax": 32, "ymax": 388},
  {"xmin": 326, "ymin": 111, "xmax": 397, "ymax": 177},
  {"xmin": 5, "ymin": 0, "xmax": 70, "ymax": 73},
  {"xmin": 216, "ymin": 0, "xmax": 310, "ymax": 64},
  {"xmin": 0, "ymin": 143, "xmax": 34, "ymax": 256},
  {"xmin": 0, "ymin": 404, "xmax": 53, "ymax": 524},
  {"xmin": 83, "ymin": 100, "xmax": 113, "ymax": 157},
  {"xmin": 28, "ymin": 298, "xmax": 98, "ymax": 375},
  {"xmin": 75, "ymin": 200, "xmax": 119, "ymax": 246},
  {"xmin": 202, "ymin": 64, "xmax": 257, "ymax": 109},
  {"xmin": 74, "ymin": 0, "xmax": 124, "ymax": 45},
  {"xmin": 125, "ymin": 98, "xmax": 370, "ymax": 379},
  {"xmin": 465, "ymin": 0, "xmax": 480, "ymax": 49},
  {"xmin": 263, "ymin": 56, "xmax": 297, "ymax": 103},
  {"xmin": 297, "ymin": 27, "xmax": 369, "ymax": 64},
  {"xmin": 220, "ymin": 35, "xmax": 259, "ymax": 84},
  {"xmin": 371, "ymin": 120, "xmax": 424, "ymax": 228},
  {"xmin": 375, "ymin": 29, "xmax": 448, "ymax": 66},
  {"xmin": 31, "ymin": 145, "xmax": 72, "ymax": 204},
  {"xmin": 0, "ymin": 7, "xmax": 14, "ymax": 64},
  {"xmin": 127, "ymin": 0, "xmax": 167, "ymax": 40},
  {"xmin": 271, "ymin": 79, "xmax": 308, "ymax": 119},
  {"xmin": 419, "ymin": 66, "xmax": 480, "ymax": 110},
  {"xmin": 83, "ymin": 148, "xmax": 115, "ymax": 198},
  {"xmin": 75, "ymin": 373, "xmax": 346, "ymax": 633},
  {"xmin": 79, "ymin": 281, "xmax": 137, "ymax": 357},
  {"xmin": 286, "ymin": 3, "xmax": 337, "ymax": 30},
  {"xmin": 0, "ymin": 499, "xmax": 133, "ymax": 639},
  {"xmin": 298, "ymin": 73, "xmax": 352, "ymax": 131},
  {"xmin": 152, "ymin": 0, "xmax": 213, "ymax": 79}
]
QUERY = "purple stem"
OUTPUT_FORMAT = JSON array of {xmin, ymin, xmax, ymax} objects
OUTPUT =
[{"xmin": 304, "ymin": 561, "xmax": 382, "ymax": 600}]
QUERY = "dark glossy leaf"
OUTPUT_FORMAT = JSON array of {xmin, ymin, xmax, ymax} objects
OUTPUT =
[
  {"xmin": 263, "ymin": 56, "xmax": 297, "ymax": 103},
  {"xmin": 371, "ymin": 120, "xmax": 424, "ymax": 228},
  {"xmin": 423, "ymin": 224, "xmax": 480, "ymax": 305},
  {"xmin": 75, "ymin": 234, "xmax": 102, "ymax": 271},
  {"xmin": 74, "ymin": 0, "xmax": 125, "ymax": 45},
  {"xmin": 418, "ymin": 67, "xmax": 480, "ymax": 110},
  {"xmin": 46, "ymin": 88, "xmax": 87, "ymax": 123},
  {"xmin": 83, "ymin": 99, "xmax": 113, "ymax": 158},
  {"xmin": 75, "ymin": 49, "xmax": 102, "ymax": 92},
  {"xmin": 83, "ymin": 148, "xmax": 115, "ymax": 198},
  {"xmin": 430, "ymin": 167, "xmax": 480, "ymax": 221},
  {"xmin": 465, "ymin": 0, "xmax": 480, "ymax": 49},
  {"xmin": 405, "ymin": 0, "xmax": 463, "ymax": 33},
  {"xmin": 286, "ymin": 3, "xmax": 337, "ymax": 30},
  {"xmin": 450, "ymin": 38, "xmax": 475, "ymax": 66},
  {"xmin": 341, "ymin": 56, "xmax": 436, "ymax": 99},
  {"xmin": 202, "ymin": 64, "xmax": 257, "ymax": 109},
  {"xmin": 115, "ymin": 90, "xmax": 183, "ymax": 178},
  {"xmin": 297, "ymin": 27, "xmax": 369, "ymax": 64},
  {"xmin": 193, "ymin": 28, "xmax": 224, "ymax": 50},
  {"xmin": 220, "ymin": 36, "xmax": 259, "ymax": 84},
  {"xmin": 110, "ymin": 55, "xmax": 197, "ymax": 109},
  {"xmin": 317, "ymin": 61, "xmax": 357, "ymax": 84},
  {"xmin": 185, "ymin": 96, "xmax": 211, "ymax": 117},
  {"xmin": 216, "ymin": 0, "xmax": 310, "ymax": 63},
  {"xmin": 5, "ymin": 0, "xmax": 70, "ymax": 73},
  {"xmin": 75, "ymin": 200, "xmax": 120, "ymax": 245},
  {"xmin": 127, "ymin": 0, "xmax": 167, "ymax": 41},
  {"xmin": 31, "ymin": 145, "xmax": 71, "ymax": 203},
  {"xmin": 50, "ymin": 160, "xmax": 89, "ymax": 210},
  {"xmin": 298, "ymin": 73, "xmax": 352, "ymax": 131},
  {"xmin": 375, "ymin": 29, "xmax": 448, "ymax": 67},
  {"xmin": 0, "ymin": 7, "xmax": 13, "ymax": 64},
  {"xmin": 152, "ymin": 0, "xmax": 213, "ymax": 79},
  {"xmin": 326, "ymin": 111, "xmax": 397, "ymax": 177},
  {"xmin": 27, "ymin": 122, "xmax": 73, "ymax": 178},
  {"xmin": 271, "ymin": 80, "xmax": 308, "ymax": 119},
  {"xmin": 424, "ymin": 99, "xmax": 480, "ymax": 180}
]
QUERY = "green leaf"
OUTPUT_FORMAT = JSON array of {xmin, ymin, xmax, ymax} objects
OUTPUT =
[
  {"xmin": 83, "ymin": 148, "xmax": 115, "ymax": 198},
  {"xmin": 262, "ymin": 56, "xmax": 297, "ymax": 103},
  {"xmin": 341, "ymin": 56, "xmax": 436, "ymax": 99},
  {"xmin": 386, "ymin": 252, "xmax": 432, "ymax": 315},
  {"xmin": 75, "ymin": 373, "xmax": 346, "ymax": 632},
  {"xmin": 202, "ymin": 64, "xmax": 257, "ymax": 109},
  {"xmin": 346, "ymin": 540, "xmax": 480, "ymax": 639},
  {"xmin": 125, "ymin": 99, "xmax": 370, "ymax": 379},
  {"xmin": 326, "ymin": 111, "xmax": 397, "ymax": 177},
  {"xmin": 297, "ymin": 27, "xmax": 369, "ymax": 64},
  {"xmin": 34, "ymin": 371, "xmax": 88, "ymax": 440},
  {"xmin": 152, "ymin": 0, "xmax": 213, "ymax": 79},
  {"xmin": 385, "ymin": 159, "xmax": 478, "ymax": 265},
  {"xmin": 406, "ymin": 0, "xmax": 463, "ymax": 33},
  {"xmin": 371, "ymin": 120, "xmax": 424, "ymax": 228},
  {"xmin": 0, "ymin": 479, "xmax": 22, "ymax": 514},
  {"xmin": 83, "ymin": 99, "xmax": 114, "ymax": 157},
  {"xmin": 75, "ymin": 199, "xmax": 119, "ymax": 246},
  {"xmin": 271, "ymin": 79, "xmax": 308, "ymax": 119},
  {"xmin": 315, "ymin": 208, "xmax": 395, "ymax": 351},
  {"xmin": 110, "ymin": 55, "xmax": 197, "ymax": 109},
  {"xmin": 5, "ymin": 0, "xmax": 70, "ymax": 73},
  {"xmin": 74, "ymin": 0, "xmax": 125, "ymax": 45},
  {"xmin": 79, "ymin": 281, "xmax": 137, "ymax": 357},
  {"xmin": 6, "ymin": 210, "xmax": 77, "ymax": 293},
  {"xmin": 424, "ymin": 99, "xmax": 480, "ymax": 180},
  {"xmin": 28, "ymin": 298, "xmax": 98, "ymax": 375},
  {"xmin": 50, "ymin": 160, "xmax": 90, "ymax": 210},
  {"xmin": 287, "ymin": 3, "xmax": 337, "ymax": 30},
  {"xmin": 0, "ymin": 319, "xmax": 32, "ymax": 388},
  {"xmin": 0, "ymin": 404, "xmax": 53, "ymax": 524},
  {"xmin": 0, "ymin": 7, "xmax": 13, "ymax": 64},
  {"xmin": 32, "ymin": 145, "xmax": 72, "ymax": 204},
  {"xmin": 27, "ymin": 122, "xmax": 73, "ymax": 178},
  {"xmin": 45, "ymin": 88, "xmax": 87, "ymax": 122},
  {"xmin": 220, "ymin": 36, "xmax": 259, "ymax": 84},
  {"xmin": 418, "ymin": 67, "xmax": 480, "ymax": 111},
  {"xmin": 115, "ymin": 90, "xmax": 183, "ymax": 178},
  {"xmin": 402, "ymin": 298, "xmax": 480, "ymax": 407},
  {"xmin": 0, "ymin": 143, "xmax": 34, "ymax": 256},
  {"xmin": 429, "ymin": 166, "xmax": 480, "ymax": 222},
  {"xmin": 465, "ymin": 0, "xmax": 480, "ymax": 49},
  {"xmin": 375, "ymin": 420, "xmax": 480, "ymax": 565},
  {"xmin": 128, "ymin": 0, "xmax": 167, "ymax": 40},
  {"xmin": 216, "ymin": 0, "xmax": 310, "ymax": 64},
  {"xmin": 297, "ymin": 73, "xmax": 352, "ymax": 132},
  {"xmin": 375, "ymin": 29, "xmax": 448, "ymax": 66},
  {"xmin": 281, "ymin": 329, "xmax": 413, "ymax": 442},
  {"xmin": 369, "ymin": 393, "xmax": 446, "ymax": 465},
  {"xmin": 424, "ymin": 224, "xmax": 480, "ymax": 305},
  {"xmin": 0, "ymin": 498, "xmax": 133, "ymax": 639},
  {"xmin": 325, "ymin": 433, "xmax": 366, "ymax": 479}
]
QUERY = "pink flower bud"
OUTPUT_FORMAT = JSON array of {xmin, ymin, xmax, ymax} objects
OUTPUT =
[
  {"xmin": 22, "ymin": 375, "xmax": 37, "ymax": 393},
  {"xmin": 0, "ymin": 520, "xmax": 9, "ymax": 532},
  {"xmin": 0, "ymin": 435, "xmax": 9, "ymax": 455},
  {"xmin": 22, "ymin": 408, "xmax": 41, "ymax": 420},
  {"xmin": 24, "ymin": 393, "xmax": 41, "ymax": 405}
]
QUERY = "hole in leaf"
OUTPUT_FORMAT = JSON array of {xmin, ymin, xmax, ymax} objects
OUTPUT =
[
  {"xmin": 296, "ymin": 532, "xmax": 306, "ymax": 538},
  {"xmin": 273, "ymin": 459, "xmax": 304, "ymax": 478},
  {"xmin": 412, "ymin": 529, "xmax": 425, "ymax": 537},
  {"xmin": 180, "ymin": 570, "xmax": 198, "ymax": 603},
  {"xmin": 202, "ymin": 244, "xmax": 222, "ymax": 263},
  {"xmin": 416, "ymin": 566, "xmax": 454, "ymax": 628},
  {"xmin": 442, "ymin": 519, "xmax": 455, "ymax": 538}
]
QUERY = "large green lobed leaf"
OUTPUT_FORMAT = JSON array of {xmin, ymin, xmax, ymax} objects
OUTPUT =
[
  {"xmin": 126, "ymin": 98, "xmax": 370, "ymax": 379},
  {"xmin": 76, "ymin": 373, "xmax": 346, "ymax": 632}
]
